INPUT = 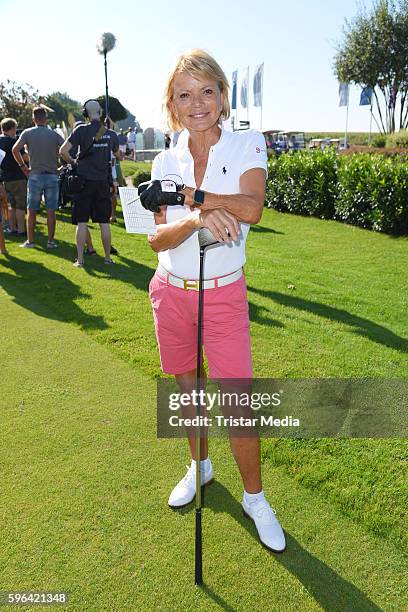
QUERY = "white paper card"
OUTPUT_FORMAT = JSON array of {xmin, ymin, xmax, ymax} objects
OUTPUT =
[{"xmin": 119, "ymin": 187, "xmax": 157, "ymax": 234}]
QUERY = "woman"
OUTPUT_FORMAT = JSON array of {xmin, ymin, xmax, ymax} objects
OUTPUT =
[{"xmin": 147, "ymin": 49, "xmax": 285, "ymax": 553}]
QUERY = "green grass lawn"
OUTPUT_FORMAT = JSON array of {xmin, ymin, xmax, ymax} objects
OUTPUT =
[
  {"xmin": 120, "ymin": 160, "xmax": 151, "ymax": 178},
  {"xmin": 0, "ymin": 205, "xmax": 407, "ymax": 611}
]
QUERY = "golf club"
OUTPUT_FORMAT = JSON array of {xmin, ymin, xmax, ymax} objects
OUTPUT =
[{"xmin": 195, "ymin": 227, "xmax": 219, "ymax": 586}]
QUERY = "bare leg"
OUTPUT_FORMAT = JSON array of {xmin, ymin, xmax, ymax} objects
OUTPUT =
[
  {"xmin": 27, "ymin": 210, "xmax": 36, "ymax": 243},
  {"xmin": 0, "ymin": 186, "xmax": 9, "ymax": 227},
  {"xmin": 46, "ymin": 210, "xmax": 56, "ymax": 242},
  {"xmin": 0, "ymin": 225, "xmax": 7, "ymax": 253},
  {"xmin": 221, "ymin": 382, "xmax": 262, "ymax": 494},
  {"xmin": 85, "ymin": 227, "xmax": 94, "ymax": 251},
  {"xmin": 9, "ymin": 208, "xmax": 17, "ymax": 232},
  {"xmin": 175, "ymin": 369, "xmax": 209, "ymax": 461},
  {"xmin": 100, "ymin": 223, "xmax": 111, "ymax": 258},
  {"xmin": 16, "ymin": 209, "xmax": 26, "ymax": 233},
  {"xmin": 229, "ymin": 436, "xmax": 262, "ymax": 493},
  {"xmin": 76, "ymin": 222, "xmax": 87, "ymax": 264}
]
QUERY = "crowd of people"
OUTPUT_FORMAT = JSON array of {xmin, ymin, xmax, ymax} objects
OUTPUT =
[{"xmin": 0, "ymin": 103, "xmax": 130, "ymax": 264}]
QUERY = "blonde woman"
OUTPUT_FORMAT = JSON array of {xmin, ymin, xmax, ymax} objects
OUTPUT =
[{"xmin": 143, "ymin": 49, "xmax": 285, "ymax": 553}]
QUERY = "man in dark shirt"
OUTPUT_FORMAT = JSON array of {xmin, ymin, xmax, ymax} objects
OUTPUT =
[
  {"xmin": 0, "ymin": 117, "xmax": 28, "ymax": 236},
  {"xmin": 60, "ymin": 100, "xmax": 120, "ymax": 267},
  {"xmin": 117, "ymin": 129, "xmax": 128, "ymax": 159}
]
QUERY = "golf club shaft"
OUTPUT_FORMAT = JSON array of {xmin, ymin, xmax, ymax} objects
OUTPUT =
[{"xmin": 195, "ymin": 246, "xmax": 205, "ymax": 585}]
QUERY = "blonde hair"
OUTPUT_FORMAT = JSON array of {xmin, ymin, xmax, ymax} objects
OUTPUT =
[{"xmin": 164, "ymin": 49, "xmax": 230, "ymax": 132}]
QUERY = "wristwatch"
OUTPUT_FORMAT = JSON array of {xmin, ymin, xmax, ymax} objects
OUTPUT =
[{"xmin": 193, "ymin": 189, "xmax": 205, "ymax": 206}]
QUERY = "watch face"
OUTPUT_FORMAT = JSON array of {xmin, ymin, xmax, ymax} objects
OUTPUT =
[{"xmin": 194, "ymin": 189, "xmax": 205, "ymax": 204}]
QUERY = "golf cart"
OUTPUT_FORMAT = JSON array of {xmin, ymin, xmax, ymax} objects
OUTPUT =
[{"xmin": 263, "ymin": 130, "xmax": 305, "ymax": 155}]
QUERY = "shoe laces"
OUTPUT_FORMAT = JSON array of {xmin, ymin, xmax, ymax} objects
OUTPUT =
[
  {"xmin": 183, "ymin": 463, "xmax": 208, "ymax": 487},
  {"xmin": 253, "ymin": 499, "xmax": 277, "ymax": 521},
  {"xmin": 183, "ymin": 465, "xmax": 195, "ymax": 487}
]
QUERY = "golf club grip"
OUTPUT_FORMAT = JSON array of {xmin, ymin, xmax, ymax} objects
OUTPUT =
[{"xmin": 195, "ymin": 508, "xmax": 203, "ymax": 585}]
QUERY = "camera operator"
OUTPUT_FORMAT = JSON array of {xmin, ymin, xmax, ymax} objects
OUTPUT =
[{"xmin": 59, "ymin": 100, "xmax": 119, "ymax": 267}]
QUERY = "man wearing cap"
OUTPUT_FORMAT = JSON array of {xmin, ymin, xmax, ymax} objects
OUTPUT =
[{"xmin": 59, "ymin": 100, "xmax": 120, "ymax": 267}]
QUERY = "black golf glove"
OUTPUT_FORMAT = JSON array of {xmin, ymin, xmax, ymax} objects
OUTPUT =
[{"xmin": 138, "ymin": 180, "xmax": 185, "ymax": 213}]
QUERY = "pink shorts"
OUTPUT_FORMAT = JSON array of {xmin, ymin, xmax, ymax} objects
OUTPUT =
[{"xmin": 149, "ymin": 270, "xmax": 253, "ymax": 378}]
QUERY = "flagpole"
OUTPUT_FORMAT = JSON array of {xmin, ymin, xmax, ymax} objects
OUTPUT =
[
  {"xmin": 232, "ymin": 70, "xmax": 237, "ymax": 131},
  {"xmin": 247, "ymin": 66, "xmax": 250, "ymax": 127},
  {"xmin": 345, "ymin": 95, "xmax": 349, "ymax": 148},
  {"xmin": 369, "ymin": 101, "xmax": 373, "ymax": 145},
  {"xmin": 260, "ymin": 63, "xmax": 264, "ymax": 132}
]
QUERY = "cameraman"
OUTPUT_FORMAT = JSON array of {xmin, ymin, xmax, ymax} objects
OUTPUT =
[{"xmin": 59, "ymin": 100, "xmax": 119, "ymax": 267}]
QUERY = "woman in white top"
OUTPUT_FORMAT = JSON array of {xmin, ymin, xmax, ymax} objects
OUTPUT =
[{"xmin": 146, "ymin": 49, "xmax": 285, "ymax": 553}]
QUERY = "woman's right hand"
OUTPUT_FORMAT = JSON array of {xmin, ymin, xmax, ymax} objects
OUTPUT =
[{"xmin": 197, "ymin": 209, "xmax": 240, "ymax": 243}]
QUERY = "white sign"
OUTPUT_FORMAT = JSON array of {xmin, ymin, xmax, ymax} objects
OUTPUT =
[{"xmin": 119, "ymin": 187, "xmax": 157, "ymax": 235}]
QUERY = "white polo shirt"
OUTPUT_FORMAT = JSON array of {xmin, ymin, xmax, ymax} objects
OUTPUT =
[{"xmin": 151, "ymin": 126, "xmax": 267, "ymax": 279}]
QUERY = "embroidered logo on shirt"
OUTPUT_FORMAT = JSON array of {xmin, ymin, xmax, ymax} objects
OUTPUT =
[{"xmin": 222, "ymin": 166, "xmax": 227, "ymax": 174}]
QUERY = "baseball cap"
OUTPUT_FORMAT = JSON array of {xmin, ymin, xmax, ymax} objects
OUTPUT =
[{"xmin": 84, "ymin": 100, "xmax": 102, "ymax": 117}]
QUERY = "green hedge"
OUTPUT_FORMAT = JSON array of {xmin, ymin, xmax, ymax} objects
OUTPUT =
[
  {"xmin": 131, "ymin": 168, "xmax": 152, "ymax": 187},
  {"xmin": 386, "ymin": 129, "xmax": 408, "ymax": 148},
  {"xmin": 266, "ymin": 150, "xmax": 408, "ymax": 235}
]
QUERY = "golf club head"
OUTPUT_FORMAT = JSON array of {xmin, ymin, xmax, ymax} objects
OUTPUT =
[{"xmin": 198, "ymin": 227, "xmax": 220, "ymax": 248}]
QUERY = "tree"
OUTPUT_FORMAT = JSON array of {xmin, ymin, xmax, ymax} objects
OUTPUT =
[
  {"xmin": 116, "ymin": 108, "xmax": 141, "ymax": 131},
  {"xmin": 44, "ymin": 92, "xmax": 82, "ymax": 127},
  {"xmin": 0, "ymin": 80, "xmax": 43, "ymax": 129},
  {"xmin": 334, "ymin": 0, "xmax": 408, "ymax": 133},
  {"xmin": 95, "ymin": 95, "xmax": 128, "ymax": 122}
]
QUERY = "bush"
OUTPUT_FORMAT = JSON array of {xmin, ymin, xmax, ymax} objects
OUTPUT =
[
  {"xmin": 371, "ymin": 134, "xmax": 386, "ymax": 148},
  {"xmin": 131, "ymin": 168, "xmax": 151, "ymax": 187},
  {"xmin": 266, "ymin": 151, "xmax": 408, "ymax": 235},
  {"xmin": 386, "ymin": 129, "xmax": 408, "ymax": 148},
  {"xmin": 267, "ymin": 149, "xmax": 338, "ymax": 219}
]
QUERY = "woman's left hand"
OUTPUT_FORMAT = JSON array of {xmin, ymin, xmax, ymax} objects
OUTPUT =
[{"xmin": 181, "ymin": 186, "xmax": 195, "ymax": 207}]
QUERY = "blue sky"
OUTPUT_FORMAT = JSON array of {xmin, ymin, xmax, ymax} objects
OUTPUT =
[{"xmin": 1, "ymin": 0, "xmax": 376, "ymax": 133}]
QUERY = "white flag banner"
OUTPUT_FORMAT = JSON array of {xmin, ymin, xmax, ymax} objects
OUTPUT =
[
  {"xmin": 253, "ymin": 63, "xmax": 264, "ymax": 107},
  {"xmin": 339, "ymin": 82, "xmax": 349, "ymax": 107},
  {"xmin": 119, "ymin": 187, "xmax": 157, "ymax": 234},
  {"xmin": 240, "ymin": 67, "xmax": 249, "ymax": 108}
]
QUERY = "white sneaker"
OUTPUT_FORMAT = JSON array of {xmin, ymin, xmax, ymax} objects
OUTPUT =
[
  {"xmin": 19, "ymin": 240, "xmax": 35, "ymax": 248},
  {"xmin": 242, "ymin": 494, "xmax": 286, "ymax": 553},
  {"xmin": 168, "ymin": 459, "xmax": 214, "ymax": 508}
]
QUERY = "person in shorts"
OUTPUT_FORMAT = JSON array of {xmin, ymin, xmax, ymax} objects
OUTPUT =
[
  {"xmin": 127, "ymin": 128, "xmax": 136, "ymax": 159},
  {"xmin": 142, "ymin": 49, "xmax": 286, "ymax": 553},
  {"xmin": 12, "ymin": 107, "xmax": 63, "ymax": 249},
  {"xmin": 117, "ymin": 129, "xmax": 128, "ymax": 158},
  {"xmin": 59, "ymin": 100, "xmax": 119, "ymax": 267},
  {"xmin": 0, "ymin": 117, "xmax": 28, "ymax": 237}
]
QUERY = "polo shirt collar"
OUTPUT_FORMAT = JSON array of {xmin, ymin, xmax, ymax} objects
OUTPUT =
[{"xmin": 175, "ymin": 123, "xmax": 227, "ymax": 157}]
